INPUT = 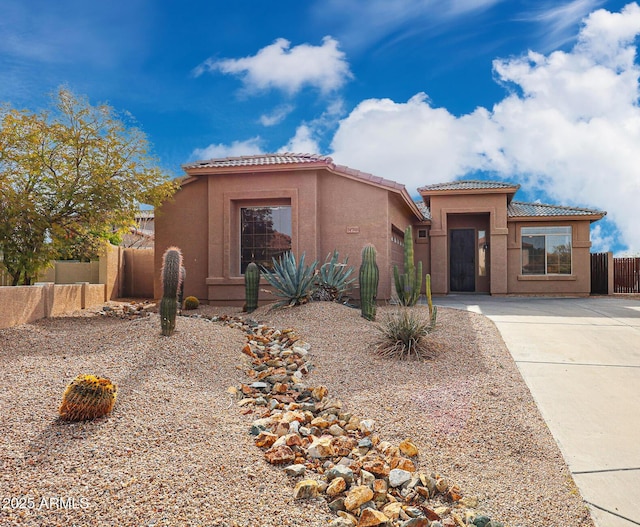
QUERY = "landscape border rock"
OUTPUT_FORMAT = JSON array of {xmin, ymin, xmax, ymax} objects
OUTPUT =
[{"xmin": 183, "ymin": 312, "xmax": 504, "ymax": 527}]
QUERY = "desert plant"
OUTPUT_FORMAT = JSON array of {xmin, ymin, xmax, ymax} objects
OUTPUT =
[
  {"xmin": 58, "ymin": 374, "xmax": 117, "ymax": 421},
  {"xmin": 160, "ymin": 246, "xmax": 183, "ymax": 336},
  {"xmin": 359, "ymin": 244, "xmax": 379, "ymax": 321},
  {"xmin": 425, "ymin": 273, "xmax": 437, "ymax": 327},
  {"xmin": 393, "ymin": 226, "xmax": 422, "ymax": 306},
  {"xmin": 183, "ymin": 296, "xmax": 199, "ymax": 310},
  {"xmin": 244, "ymin": 262, "xmax": 260, "ymax": 312},
  {"xmin": 313, "ymin": 250, "xmax": 356, "ymax": 302},
  {"xmin": 261, "ymin": 251, "xmax": 318, "ymax": 308},
  {"xmin": 375, "ymin": 308, "xmax": 434, "ymax": 360},
  {"xmin": 178, "ymin": 266, "xmax": 186, "ymax": 309}
]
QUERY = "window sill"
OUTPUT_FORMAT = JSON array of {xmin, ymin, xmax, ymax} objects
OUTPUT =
[{"xmin": 517, "ymin": 274, "xmax": 576, "ymax": 281}]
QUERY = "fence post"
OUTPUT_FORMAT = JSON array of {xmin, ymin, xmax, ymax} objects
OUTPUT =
[{"xmin": 607, "ymin": 252, "xmax": 614, "ymax": 295}]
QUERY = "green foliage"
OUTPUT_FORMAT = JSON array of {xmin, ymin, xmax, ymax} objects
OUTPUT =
[
  {"xmin": 261, "ymin": 251, "xmax": 318, "ymax": 308},
  {"xmin": 393, "ymin": 226, "xmax": 422, "ymax": 306},
  {"xmin": 359, "ymin": 244, "xmax": 379, "ymax": 321},
  {"xmin": 160, "ymin": 247, "xmax": 182, "ymax": 336},
  {"xmin": 244, "ymin": 262, "xmax": 260, "ymax": 313},
  {"xmin": 425, "ymin": 273, "xmax": 437, "ymax": 328},
  {"xmin": 313, "ymin": 250, "xmax": 356, "ymax": 302},
  {"xmin": 0, "ymin": 88, "xmax": 177, "ymax": 284},
  {"xmin": 375, "ymin": 308, "xmax": 435, "ymax": 360},
  {"xmin": 183, "ymin": 296, "xmax": 199, "ymax": 310}
]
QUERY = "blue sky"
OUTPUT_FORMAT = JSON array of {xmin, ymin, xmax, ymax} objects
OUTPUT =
[{"xmin": 2, "ymin": 0, "xmax": 640, "ymax": 254}]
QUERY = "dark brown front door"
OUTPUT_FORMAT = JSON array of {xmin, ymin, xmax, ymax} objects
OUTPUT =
[{"xmin": 450, "ymin": 229, "xmax": 475, "ymax": 292}]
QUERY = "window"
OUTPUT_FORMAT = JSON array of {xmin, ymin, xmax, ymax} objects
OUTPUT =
[
  {"xmin": 521, "ymin": 226, "xmax": 572, "ymax": 275},
  {"xmin": 240, "ymin": 206, "xmax": 291, "ymax": 273}
]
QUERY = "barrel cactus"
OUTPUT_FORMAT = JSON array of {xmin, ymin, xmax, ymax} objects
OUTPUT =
[
  {"xmin": 359, "ymin": 244, "xmax": 379, "ymax": 321},
  {"xmin": 160, "ymin": 246, "xmax": 183, "ymax": 336},
  {"xmin": 245, "ymin": 262, "xmax": 260, "ymax": 313},
  {"xmin": 59, "ymin": 374, "xmax": 117, "ymax": 421},
  {"xmin": 183, "ymin": 295, "xmax": 199, "ymax": 310}
]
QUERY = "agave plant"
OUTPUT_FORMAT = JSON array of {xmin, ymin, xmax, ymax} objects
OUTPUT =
[
  {"xmin": 261, "ymin": 251, "xmax": 318, "ymax": 308},
  {"xmin": 313, "ymin": 250, "xmax": 356, "ymax": 302}
]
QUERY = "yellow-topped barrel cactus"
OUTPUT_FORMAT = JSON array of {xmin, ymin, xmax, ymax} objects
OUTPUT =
[{"xmin": 58, "ymin": 374, "xmax": 117, "ymax": 421}]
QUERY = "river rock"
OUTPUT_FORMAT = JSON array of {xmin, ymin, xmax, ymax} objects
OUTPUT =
[
  {"xmin": 389, "ymin": 468, "xmax": 412, "ymax": 488},
  {"xmin": 326, "ymin": 465, "xmax": 355, "ymax": 485},
  {"xmin": 381, "ymin": 501, "xmax": 402, "ymax": 519},
  {"xmin": 284, "ymin": 464, "xmax": 306, "ymax": 477},
  {"xmin": 264, "ymin": 445, "xmax": 295, "ymax": 465},
  {"xmin": 344, "ymin": 485, "xmax": 374, "ymax": 511},
  {"xmin": 359, "ymin": 419, "xmax": 375, "ymax": 435},
  {"xmin": 358, "ymin": 507, "xmax": 391, "ymax": 526},
  {"xmin": 308, "ymin": 436, "xmax": 335, "ymax": 458},
  {"xmin": 293, "ymin": 479, "xmax": 319, "ymax": 499},
  {"xmin": 326, "ymin": 476, "xmax": 347, "ymax": 497},
  {"xmin": 399, "ymin": 439, "xmax": 419, "ymax": 457}
]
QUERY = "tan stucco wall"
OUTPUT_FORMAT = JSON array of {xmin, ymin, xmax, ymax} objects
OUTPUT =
[
  {"xmin": 0, "ymin": 283, "xmax": 106, "ymax": 329},
  {"xmin": 155, "ymin": 168, "xmax": 419, "ymax": 305},
  {"xmin": 99, "ymin": 244, "xmax": 124, "ymax": 300},
  {"xmin": 123, "ymin": 248, "xmax": 154, "ymax": 298},
  {"xmin": 155, "ymin": 177, "xmax": 209, "ymax": 300},
  {"xmin": 506, "ymin": 220, "xmax": 593, "ymax": 295},
  {"xmin": 427, "ymin": 192, "xmax": 509, "ymax": 295}
]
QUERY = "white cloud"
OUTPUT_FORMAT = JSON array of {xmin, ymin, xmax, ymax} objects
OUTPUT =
[
  {"xmin": 191, "ymin": 137, "xmax": 264, "ymax": 161},
  {"xmin": 194, "ymin": 36, "xmax": 352, "ymax": 96},
  {"xmin": 259, "ymin": 104, "xmax": 295, "ymax": 126},
  {"xmin": 590, "ymin": 223, "xmax": 617, "ymax": 253},
  {"xmin": 329, "ymin": 3, "xmax": 640, "ymax": 252},
  {"xmin": 520, "ymin": 0, "xmax": 604, "ymax": 50},
  {"xmin": 280, "ymin": 125, "xmax": 321, "ymax": 154},
  {"xmin": 313, "ymin": 0, "xmax": 504, "ymax": 51}
]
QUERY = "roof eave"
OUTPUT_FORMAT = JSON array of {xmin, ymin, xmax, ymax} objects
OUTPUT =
[{"xmin": 508, "ymin": 212, "xmax": 606, "ymax": 223}]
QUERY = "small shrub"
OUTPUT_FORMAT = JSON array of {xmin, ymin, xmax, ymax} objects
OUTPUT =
[
  {"xmin": 183, "ymin": 296, "xmax": 199, "ymax": 310},
  {"xmin": 261, "ymin": 251, "xmax": 318, "ymax": 308},
  {"xmin": 375, "ymin": 308, "xmax": 435, "ymax": 360},
  {"xmin": 313, "ymin": 250, "xmax": 356, "ymax": 302}
]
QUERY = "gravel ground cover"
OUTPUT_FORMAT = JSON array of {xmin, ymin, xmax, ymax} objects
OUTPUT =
[{"xmin": 0, "ymin": 301, "xmax": 594, "ymax": 527}]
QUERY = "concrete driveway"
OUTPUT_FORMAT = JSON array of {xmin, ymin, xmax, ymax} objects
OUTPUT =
[{"xmin": 434, "ymin": 296, "xmax": 640, "ymax": 527}]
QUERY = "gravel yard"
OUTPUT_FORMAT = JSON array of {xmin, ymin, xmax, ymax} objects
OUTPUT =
[{"xmin": 0, "ymin": 301, "xmax": 594, "ymax": 527}]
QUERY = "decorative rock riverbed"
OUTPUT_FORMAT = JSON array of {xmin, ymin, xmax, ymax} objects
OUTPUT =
[{"xmin": 185, "ymin": 312, "xmax": 504, "ymax": 527}]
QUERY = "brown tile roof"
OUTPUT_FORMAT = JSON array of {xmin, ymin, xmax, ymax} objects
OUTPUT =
[
  {"xmin": 414, "ymin": 200, "xmax": 431, "ymax": 220},
  {"xmin": 418, "ymin": 180, "xmax": 520, "ymax": 192},
  {"xmin": 508, "ymin": 201, "xmax": 606, "ymax": 219},
  {"xmin": 183, "ymin": 153, "xmax": 420, "ymax": 218},
  {"xmin": 183, "ymin": 152, "xmax": 328, "ymax": 169}
]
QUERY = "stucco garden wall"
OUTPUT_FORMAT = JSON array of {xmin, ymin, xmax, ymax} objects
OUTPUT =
[{"xmin": 0, "ymin": 283, "xmax": 106, "ymax": 329}]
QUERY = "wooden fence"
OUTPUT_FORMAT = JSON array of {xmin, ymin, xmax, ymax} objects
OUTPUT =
[{"xmin": 614, "ymin": 257, "xmax": 640, "ymax": 293}]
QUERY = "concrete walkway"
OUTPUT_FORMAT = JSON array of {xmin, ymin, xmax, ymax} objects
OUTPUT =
[{"xmin": 434, "ymin": 296, "xmax": 640, "ymax": 527}]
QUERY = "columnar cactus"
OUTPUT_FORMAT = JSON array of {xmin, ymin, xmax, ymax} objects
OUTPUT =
[
  {"xmin": 178, "ymin": 266, "xmax": 186, "ymax": 309},
  {"xmin": 59, "ymin": 374, "xmax": 117, "ymax": 421},
  {"xmin": 160, "ymin": 246, "xmax": 183, "ymax": 336},
  {"xmin": 359, "ymin": 244, "xmax": 379, "ymax": 321},
  {"xmin": 393, "ymin": 226, "xmax": 422, "ymax": 306},
  {"xmin": 245, "ymin": 262, "xmax": 260, "ymax": 313},
  {"xmin": 425, "ymin": 273, "xmax": 437, "ymax": 328}
]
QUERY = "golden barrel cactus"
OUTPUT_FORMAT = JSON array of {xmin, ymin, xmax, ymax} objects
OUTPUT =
[{"xmin": 59, "ymin": 374, "xmax": 117, "ymax": 421}]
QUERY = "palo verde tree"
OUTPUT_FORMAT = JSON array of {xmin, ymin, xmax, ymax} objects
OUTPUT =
[{"xmin": 0, "ymin": 88, "xmax": 177, "ymax": 285}]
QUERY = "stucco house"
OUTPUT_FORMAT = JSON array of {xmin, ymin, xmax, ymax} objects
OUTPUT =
[{"xmin": 154, "ymin": 153, "xmax": 606, "ymax": 303}]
